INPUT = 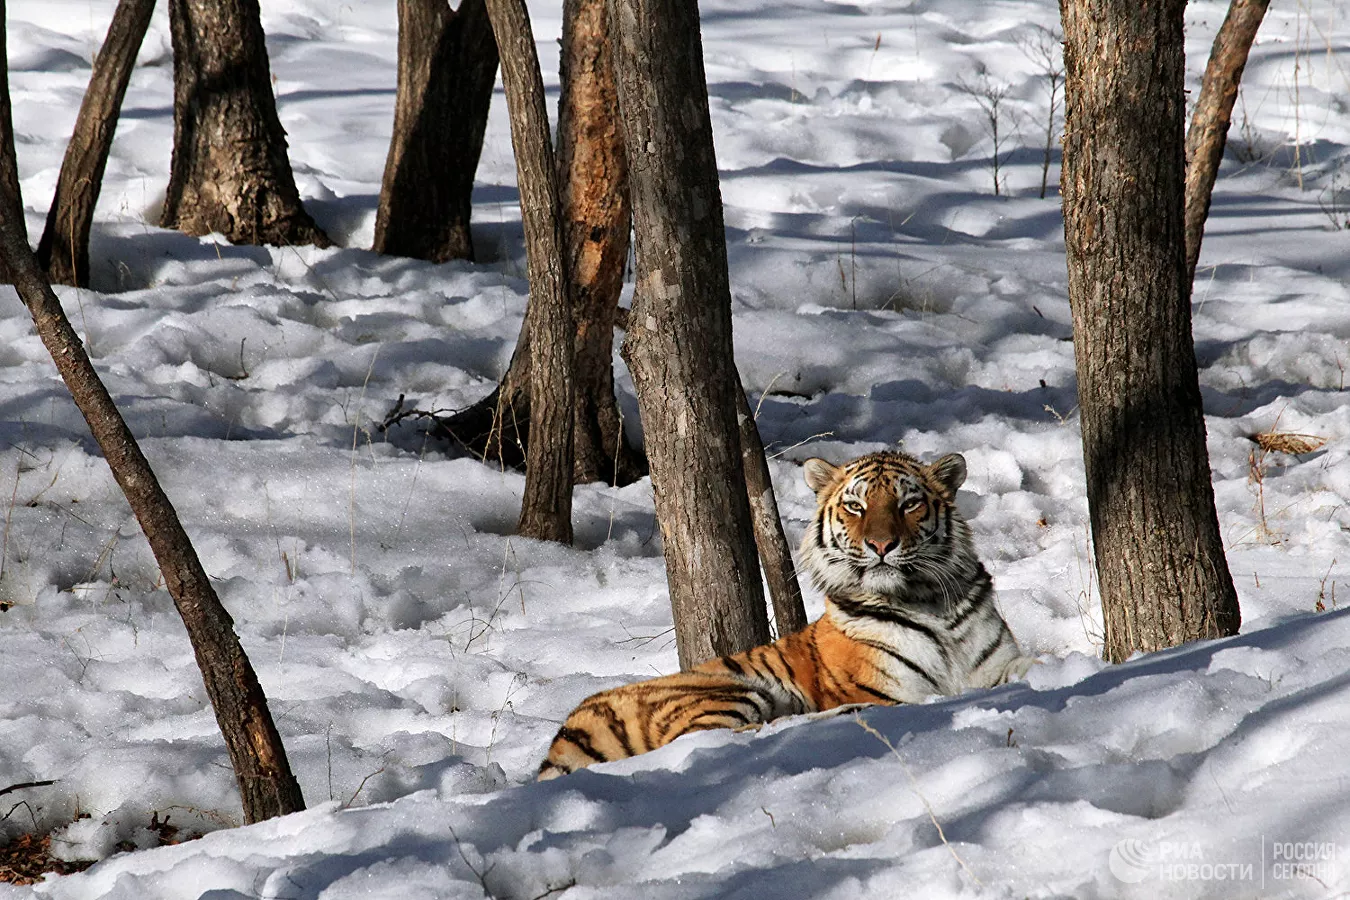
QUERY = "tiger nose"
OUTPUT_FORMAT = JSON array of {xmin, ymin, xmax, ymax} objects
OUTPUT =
[{"xmin": 865, "ymin": 537, "xmax": 898, "ymax": 557}]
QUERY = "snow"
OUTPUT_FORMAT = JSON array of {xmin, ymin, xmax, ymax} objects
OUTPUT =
[{"xmin": 0, "ymin": 0, "xmax": 1348, "ymax": 896}]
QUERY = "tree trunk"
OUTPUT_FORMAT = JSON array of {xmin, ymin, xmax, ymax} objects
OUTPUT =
[
  {"xmin": 36, "ymin": 0, "xmax": 155, "ymax": 288},
  {"xmin": 0, "ymin": 0, "xmax": 20, "ymax": 284},
  {"xmin": 736, "ymin": 384, "xmax": 807, "ymax": 636},
  {"xmin": 558, "ymin": 0, "xmax": 642, "ymax": 486},
  {"xmin": 373, "ymin": 0, "xmax": 498, "ymax": 263},
  {"xmin": 1184, "ymin": 0, "xmax": 1270, "ymax": 284},
  {"xmin": 1060, "ymin": 0, "xmax": 1241, "ymax": 663},
  {"xmin": 430, "ymin": 0, "xmax": 644, "ymax": 487},
  {"xmin": 610, "ymin": 0, "xmax": 771, "ymax": 669},
  {"xmin": 160, "ymin": 0, "xmax": 330, "ymax": 248},
  {"xmin": 484, "ymin": 0, "xmax": 576, "ymax": 544},
  {"xmin": 0, "ymin": 35, "xmax": 303, "ymax": 822}
]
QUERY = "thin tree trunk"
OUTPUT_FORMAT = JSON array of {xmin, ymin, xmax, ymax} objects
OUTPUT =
[
  {"xmin": 373, "ymin": 0, "xmax": 498, "ymax": 263},
  {"xmin": 36, "ymin": 0, "xmax": 155, "ymax": 288},
  {"xmin": 0, "ymin": 0, "xmax": 21, "ymax": 283},
  {"xmin": 610, "ymin": 0, "xmax": 771, "ymax": 669},
  {"xmin": 558, "ymin": 0, "xmax": 642, "ymax": 486},
  {"xmin": 161, "ymin": 0, "xmax": 330, "ymax": 248},
  {"xmin": 1184, "ymin": 0, "xmax": 1270, "ymax": 284},
  {"xmin": 484, "ymin": 0, "xmax": 576, "ymax": 544},
  {"xmin": 431, "ymin": 0, "xmax": 644, "ymax": 487},
  {"xmin": 0, "ymin": 35, "xmax": 302, "ymax": 822},
  {"xmin": 1060, "ymin": 0, "xmax": 1241, "ymax": 663},
  {"xmin": 736, "ymin": 384, "xmax": 807, "ymax": 636}
]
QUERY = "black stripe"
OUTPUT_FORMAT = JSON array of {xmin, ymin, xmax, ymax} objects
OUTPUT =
[
  {"xmin": 971, "ymin": 632, "xmax": 1009, "ymax": 670},
  {"xmin": 691, "ymin": 706, "xmax": 753, "ymax": 727},
  {"xmin": 556, "ymin": 726, "xmax": 605, "ymax": 763},
  {"xmin": 720, "ymin": 655, "xmax": 746, "ymax": 676},
  {"xmin": 858, "ymin": 638, "xmax": 941, "ymax": 691},
  {"xmin": 857, "ymin": 683, "xmax": 901, "ymax": 703},
  {"xmin": 948, "ymin": 574, "xmax": 993, "ymax": 629},
  {"xmin": 591, "ymin": 701, "xmax": 635, "ymax": 757},
  {"xmin": 833, "ymin": 596, "xmax": 943, "ymax": 645},
  {"xmin": 943, "ymin": 504, "xmax": 953, "ymax": 540}
]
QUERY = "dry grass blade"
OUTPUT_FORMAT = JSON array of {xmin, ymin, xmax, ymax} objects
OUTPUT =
[{"xmin": 1252, "ymin": 431, "xmax": 1328, "ymax": 456}]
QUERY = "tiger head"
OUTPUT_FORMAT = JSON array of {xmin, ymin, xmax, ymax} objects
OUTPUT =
[{"xmin": 798, "ymin": 450, "xmax": 977, "ymax": 603}]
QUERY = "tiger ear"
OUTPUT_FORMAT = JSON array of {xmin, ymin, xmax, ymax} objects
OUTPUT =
[
  {"xmin": 929, "ymin": 453, "xmax": 967, "ymax": 499},
  {"xmin": 803, "ymin": 458, "xmax": 841, "ymax": 494}
]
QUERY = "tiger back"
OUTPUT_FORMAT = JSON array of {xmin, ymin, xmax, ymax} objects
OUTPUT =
[{"xmin": 537, "ymin": 449, "xmax": 1032, "ymax": 780}]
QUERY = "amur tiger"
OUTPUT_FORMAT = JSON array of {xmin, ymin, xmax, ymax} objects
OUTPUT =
[{"xmin": 537, "ymin": 449, "xmax": 1032, "ymax": 780}]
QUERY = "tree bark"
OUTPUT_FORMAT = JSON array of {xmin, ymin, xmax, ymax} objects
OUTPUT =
[
  {"xmin": 1060, "ymin": 0, "xmax": 1241, "ymax": 663},
  {"xmin": 431, "ymin": 0, "xmax": 644, "ymax": 488},
  {"xmin": 160, "ymin": 0, "xmax": 330, "ymax": 248},
  {"xmin": 0, "ymin": 32, "xmax": 303, "ymax": 822},
  {"xmin": 1184, "ymin": 0, "xmax": 1270, "ymax": 284},
  {"xmin": 484, "ymin": 0, "xmax": 576, "ymax": 544},
  {"xmin": 0, "ymin": 0, "xmax": 21, "ymax": 283},
  {"xmin": 558, "ymin": 0, "xmax": 642, "ymax": 486},
  {"xmin": 735, "ymin": 385, "xmax": 807, "ymax": 636},
  {"xmin": 36, "ymin": 0, "xmax": 155, "ymax": 288},
  {"xmin": 373, "ymin": 0, "xmax": 498, "ymax": 263},
  {"xmin": 610, "ymin": 0, "xmax": 771, "ymax": 669}
]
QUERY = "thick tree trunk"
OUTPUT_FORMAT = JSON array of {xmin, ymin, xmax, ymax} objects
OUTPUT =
[
  {"xmin": 735, "ymin": 385, "xmax": 807, "ymax": 636},
  {"xmin": 1184, "ymin": 0, "xmax": 1270, "ymax": 284},
  {"xmin": 1060, "ymin": 0, "xmax": 1241, "ymax": 663},
  {"xmin": 373, "ymin": 0, "xmax": 498, "ymax": 263},
  {"xmin": 160, "ymin": 0, "xmax": 330, "ymax": 248},
  {"xmin": 484, "ymin": 0, "xmax": 576, "ymax": 544},
  {"xmin": 36, "ymin": 0, "xmax": 155, "ymax": 288},
  {"xmin": 0, "ymin": 36, "xmax": 302, "ymax": 822},
  {"xmin": 610, "ymin": 0, "xmax": 771, "ymax": 669},
  {"xmin": 558, "ymin": 0, "xmax": 643, "ymax": 486}
]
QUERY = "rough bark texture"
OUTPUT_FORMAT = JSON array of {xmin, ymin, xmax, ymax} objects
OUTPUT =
[
  {"xmin": 373, "ymin": 0, "xmax": 498, "ymax": 262},
  {"xmin": 37, "ymin": 0, "xmax": 155, "ymax": 288},
  {"xmin": 161, "ymin": 0, "xmax": 330, "ymax": 247},
  {"xmin": 431, "ymin": 0, "xmax": 644, "ymax": 487},
  {"xmin": 736, "ymin": 384, "xmax": 807, "ymax": 636},
  {"xmin": 484, "ymin": 0, "xmax": 577, "ymax": 544},
  {"xmin": 0, "ymin": 47, "xmax": 303, "ymax": 822},
  {"xmin": 1060, "ymin": 0, "xmax": 1241, "ymax": 663},
  {"xmin": 1184, "ymin": 0, "xmax": 1269, "ymax": 284},
  {"xmin": 557, "ymin": 0, "xmax": 643, "ymax": 486},
  {"xmin": 610, "ymin": 0, "xmax": 771, "ymax": 669},
  {"xmin": 0, "ymin": 0, "xmax": 22, "ymax": 283}
]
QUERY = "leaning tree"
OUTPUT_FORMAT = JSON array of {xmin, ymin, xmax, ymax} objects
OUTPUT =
[
  {"xmin": 1060, "ymin": 0, "xmax": 1241, "ymax": 662},
  {"xmin": 0, "ymin": 7, "xmax": 302, "ymax": 822}
]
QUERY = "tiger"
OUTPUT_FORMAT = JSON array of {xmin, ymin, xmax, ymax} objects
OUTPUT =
[{"xmin": 536, "ymin": 449, "xmax": 1033, "ymax": 780}]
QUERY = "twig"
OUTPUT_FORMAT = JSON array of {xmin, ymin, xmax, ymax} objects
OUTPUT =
[
  {"xmin": 855, "ymin": 716, "xmax": 983, "ymax": 887},
  {"xmin": 0, "ymin": 780, "xmax": 55, "ymax": 799}
]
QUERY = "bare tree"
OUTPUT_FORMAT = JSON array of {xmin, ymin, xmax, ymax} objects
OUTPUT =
[
  {"xmin": 36, "ymin": 0, "xmax": 155, "ymax": 287},
  {"xmin": 430, "ymin": 0, "xmax": 644, "ymax": 487},
  {"xmin": 373, "ymin": 0, "xmax": 498, "ymax": 262},
  {"xmin": 610, "ymin": 0, "xmax": 772, "ymax": 668},
  {"xmin": 161, "ymin": 0, "xmax": 329, "ymax": 247},
  {"xmin": 1184, "ymin": 0, "xmax": 1271, "ymax": 283},
  {"xmin": 484, "ymin": 0, "xmax": 576, "ymax": 543},
  {"xmin": 1060, "ymin": 0, "xmax": 1241, "ymax": 663},
  {"xmin": 0, "ymin": 18, "xmax": 303, "ymax": 822}
]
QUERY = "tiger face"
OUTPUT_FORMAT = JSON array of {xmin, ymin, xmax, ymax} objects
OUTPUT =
[{"xmin": 799, "ymin": 451, "xmax": 973, "ymax": 601}]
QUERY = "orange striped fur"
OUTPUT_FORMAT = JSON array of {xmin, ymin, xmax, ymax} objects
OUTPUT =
[{"xmin": 538, "ymin": 450, "xmax": 1031, "ymax": 780}]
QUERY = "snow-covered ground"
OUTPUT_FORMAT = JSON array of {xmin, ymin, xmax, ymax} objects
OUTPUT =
[{"xmin": 1, "ymin": 0, "xmax": 1349, "ymax": 896}]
